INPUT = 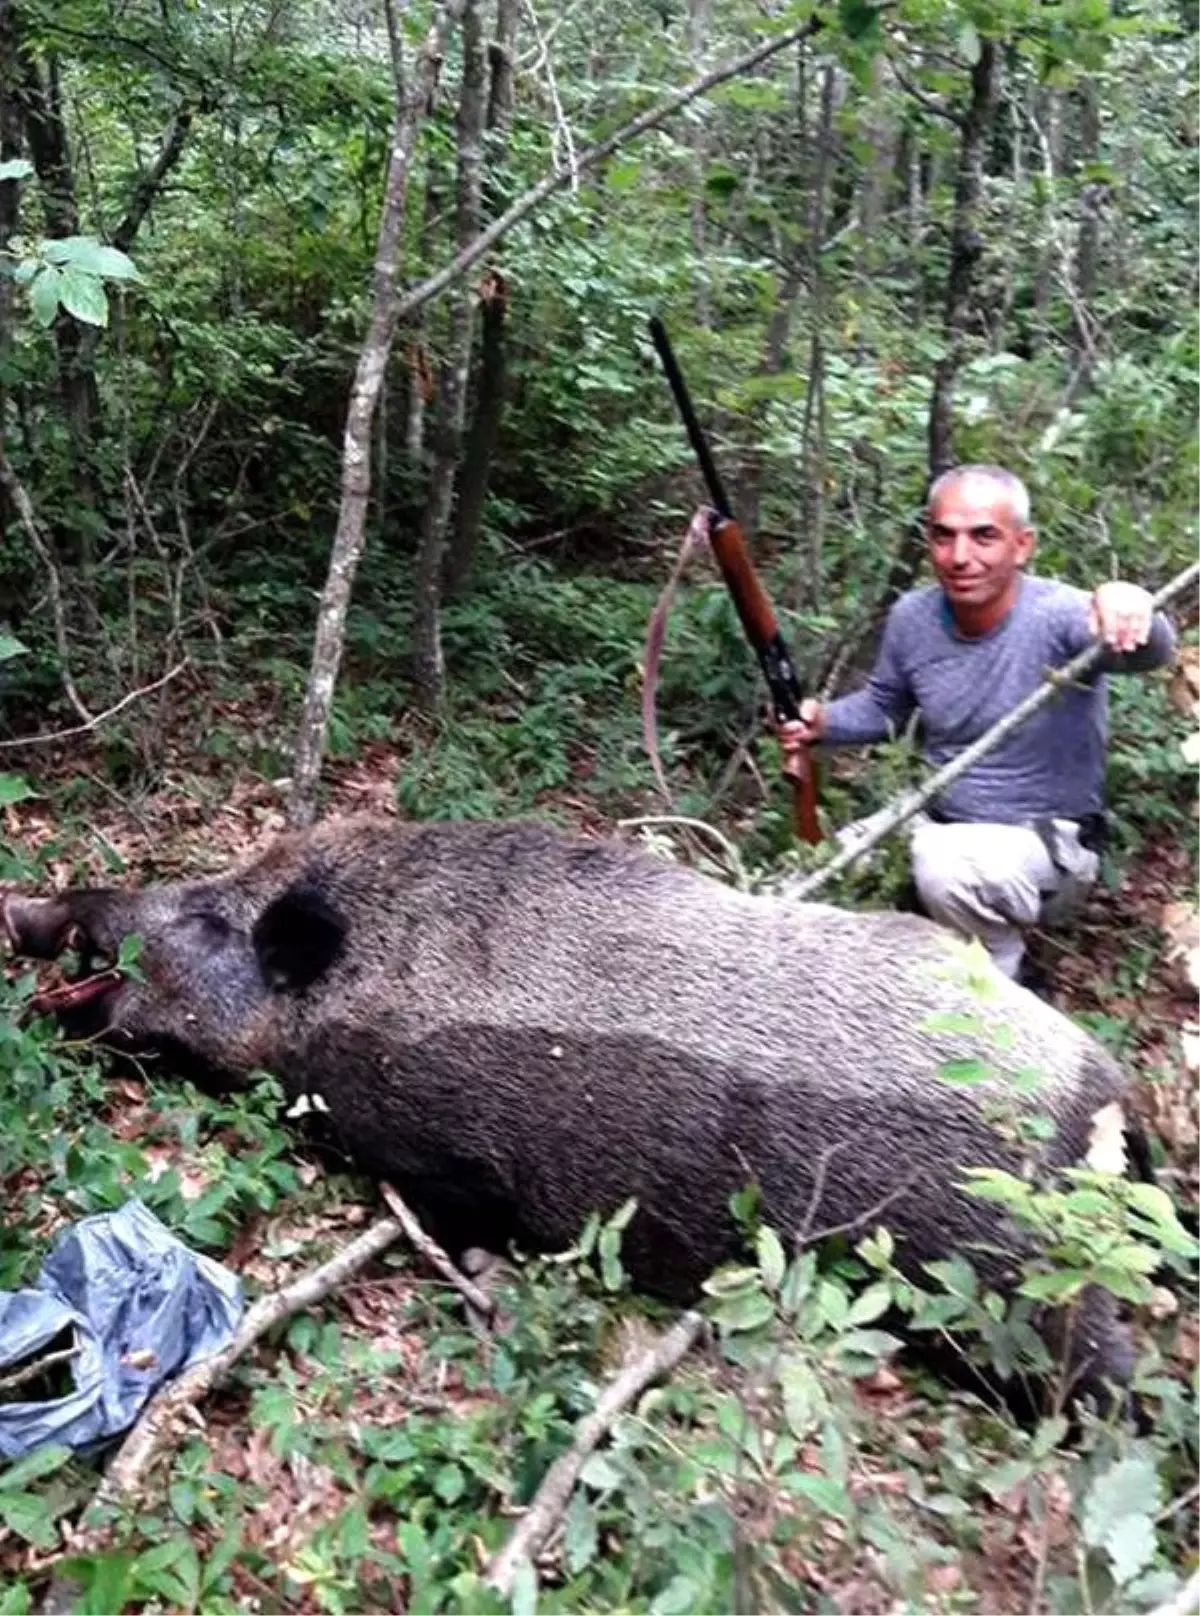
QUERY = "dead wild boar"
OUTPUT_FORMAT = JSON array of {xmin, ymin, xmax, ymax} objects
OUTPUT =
[{"xmin": 3, "ymin": 814, "xmax": 1141, "ymax": 1398}]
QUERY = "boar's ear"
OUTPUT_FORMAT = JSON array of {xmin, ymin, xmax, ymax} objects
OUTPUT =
[{"xmin": 253, "ymin": 885, "xmax": 347, "ymax": 993}]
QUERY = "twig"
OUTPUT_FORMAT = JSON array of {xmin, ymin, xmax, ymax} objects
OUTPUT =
[
  {"xmin": 521, "ymin": 0, "xmax": 578, "ymax": 189},
  {"xmin": 486, "ymin": 1310, "xmax": 705, "ymax": 1597},
  {"xmin": 0, "ymin": 1344, "xmax": 79, "ymax": 1395},
  {"xmin": 1148, "ymin": 1570, "xmax": 1200, "ymax": 1616},
  {"xmin": 786, "ymin": 559, "xmax": 1200, "ymax": 901},
  {"xmin": 378, "ymin": 1181, "xmax": 495, "ymax": 1320},
  {"xmin": 617, "ymin": 814, "xmax": 748, "ymax": 886},
  {"xmin": 0, "ymin": 664, "xmax": 188, "ymax": 752},
  {"xmin": 0, "ymin": 449, "xmax": 92, "ymax": 724}
]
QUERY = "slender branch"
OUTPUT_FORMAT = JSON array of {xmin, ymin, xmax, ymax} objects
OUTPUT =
[
  {"xmin": 486, "ymin": 1310, "xmax": 705, "ymax": 1596},
  {"xmin": 785, "ymin": 559, "xmax": 1200, "ymax": 901},
  {"xmin": 521, "ymin": 0, "xmax": 577, "ymax": 189},
  {"xmin": 378, "ymin": 1181, "xmax": 495, "ymax": 1319},
  {"xmin": 0, "ymin": 1343, "xmax": 79, "ymax": 1395},
  {"xmin": 890, "ymin": 59, "xmax": 964, "ymax": 128},
  {"xmin": 616, "ymin": 815, "xmax": 748, "ymax": 885},
  {"xmin": 0, "ymin": 663, "xmax": 188, "ymax": 751},
  {"xmin": 393, "ymin": 15, "xmax": 822, "ymax": 323},
  {"xmin": 111, "ymin": 102, "xmax": 193, "ymax": 253}
]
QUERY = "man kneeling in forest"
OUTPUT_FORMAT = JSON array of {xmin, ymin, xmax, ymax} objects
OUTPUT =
[{"xmin": 780, "ymin": 464, "xmax": 1177, "ymax": 987}]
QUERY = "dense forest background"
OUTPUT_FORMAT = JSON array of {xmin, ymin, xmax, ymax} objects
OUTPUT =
[{"xmin": 0, "ymin": 0, "xmax": 1197, "ymax": 1611}]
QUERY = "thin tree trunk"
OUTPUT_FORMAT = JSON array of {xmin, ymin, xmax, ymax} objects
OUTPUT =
[
  {"xmin": 856, "ymin": 55, "xmax": 896, "ymax": 272},
  {"xmin": 1072, "ymin": 77, "xmax": 1102, "ymax": 374},
  {"xmin": 0, "ymin": 0, "xmax": 22, "ymax": 554},
  {"xmin": 442, "ymin": 0, "xmax": 520, "ymax": 598},
  {"xmin": 412, "ymin": 0, "xmax": 488, "ymax": 712},
  {"xmin": 16, "ymin": 48, "xmax": 99, "ymax": 515},
  {"xmin": 288, "ymin": 4, "xmax": 454, "ymax": 829},
  {"xmin": 443, "ymin": 268, "xmax": 507, "ymax": 598},
  {"xmin": 926, "ymin": 40, "xmax": 1000, "ymax": 479},
  {"xmin": 1031, "ymin": 85, "xmax": 1060, "ymax": 345},
  {"xmin": 404, "ymin": 160, "xmax": 446, "ymax": 467},
  {"xmin": 687, "ymin": 0, "xmax": 713, "ymax": 328}
]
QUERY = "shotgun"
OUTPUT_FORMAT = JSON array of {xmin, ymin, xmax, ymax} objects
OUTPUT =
[{"xmin": 648, "ymin": 316, "xmax": 822, "ymax": 845}]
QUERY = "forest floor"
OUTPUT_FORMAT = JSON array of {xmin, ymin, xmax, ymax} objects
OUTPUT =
[{"xmin": 1, "ymin": 687, "xmax": 1197, "ymax": 1615}]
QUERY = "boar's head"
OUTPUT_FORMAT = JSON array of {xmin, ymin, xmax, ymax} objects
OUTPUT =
[{"xmin": 2, "ymin": 849, "xmax": 346, "ymax": 1079}]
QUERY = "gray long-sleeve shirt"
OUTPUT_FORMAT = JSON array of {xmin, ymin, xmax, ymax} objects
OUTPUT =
[{"xmin": 822, "ymin": 576, "xmax": 1177, "ymax": 824}]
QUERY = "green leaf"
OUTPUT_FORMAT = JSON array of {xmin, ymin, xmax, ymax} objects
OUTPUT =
[
  {"xmin": 757, "ymin": 1225, "xmax": 787, "ymax": 1292},
  {"xmin": 782, "ymin": 1472, "xmax": 852, "ymax": 1517},
  {"xmin": 846, "ymin": 1282, "xmax": 892, "ymax": 1327},
  {"xmin": 0, "ymin": 774, "xmax": 35, "ymax": 807},
  {"xmin": 57, "ymin": 238, "xmax": 141, "ymax": 281},
  {"xmin": 778, "ymin": 1355, "xmax": 826, "ymax": 1439},
  {"xmin": 0, "ymin": 1444, "xmax": 71, "ymax": 1492},
  {"xmin": 838, "ymin": 0, "xmax": 882, "ymax": 41},
  {"xmin": 58, "ymin": 267, "xmax": 109, "ymax": 328},
  {"xmin": 433, "ymin": 1462, "xmax": 465, "ymax": 1504},
  {"xmin": 938, "ymin": 1057, "xmax": 993, "ymax": 1086},
  {"xmin": 0, "ymin": 632, "xmax": 28, "ymax": 662},
  {"xmin": 563, "ymin": 1490, "xmax": 598, "ymax": 1575},
  {"xmin": 1019, "ymin": 1268, "xmax": 1088, "ymax": 1302},
  {"xmin": 650, "ymin": 1575, "xmax": 700, "ymax": 1615},
  {"xmin": 579, "ymin": 1453, "xmax": 623, "ymax": 1491},
  {"xmin": 1082, "ymin": 1456, "xmax": 1161, "ymax": 1586},
  {"xmin": 29, "ymin": 265, "xmax": 62, "ymax": 327},
  {"xmin": 0, "ymin": 1492, "xmax": 57, "ymax": 1549},
  {"xmin": 0, "ymin": 158, "xmax": 33, "ymax": 181},
  {"xmin": 710, "ymin": 1288, "xmax": 774, "ymax": 1333},
  {"xmin": 510, "ymin": 1555, "xmax": 538, "ymax": 1616},
  {"xmin": 921, "ymin": 1011, "xmax": 985, "ymax": 1036},
  {"xmin": 957, "ymin": 20, "xmax": 982, "ymax": 63}
]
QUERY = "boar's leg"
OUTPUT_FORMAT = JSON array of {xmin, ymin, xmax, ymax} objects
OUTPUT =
[
  {"xmin": 2, "ymin": 894, "xmax": 79, "ymax": 959},
  {"xmin": 252, "ymin": 884, "xmax": 347, "ymax": 993}
]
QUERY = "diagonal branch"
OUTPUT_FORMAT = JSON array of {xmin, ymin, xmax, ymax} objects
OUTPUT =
[{"xmin": 394, "ymin": 14, "xmax": 823, "ymax": 324}]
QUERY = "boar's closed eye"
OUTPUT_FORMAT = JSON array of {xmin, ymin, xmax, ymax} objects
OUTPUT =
[{"xmin": 253, "ymin": 885, "xmax": 347, "ymax": 993}]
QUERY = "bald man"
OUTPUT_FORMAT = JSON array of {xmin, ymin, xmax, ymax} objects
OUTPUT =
[{"xmin": 780, "ymin": 465, "xmax": 1177, "ymax": 986}]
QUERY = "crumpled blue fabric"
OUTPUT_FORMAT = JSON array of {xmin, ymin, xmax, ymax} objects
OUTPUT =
[{"xmin": 0, "ymin": 1199, "xmax": 244, "ymax": 1460}]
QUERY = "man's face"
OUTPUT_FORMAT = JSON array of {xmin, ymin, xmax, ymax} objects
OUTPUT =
[{"xmin": 926, "ymin": 475, "xmax": 1035, "ymax": 612}]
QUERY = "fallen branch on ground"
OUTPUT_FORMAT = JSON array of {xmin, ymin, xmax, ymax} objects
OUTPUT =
[
  {"xmin": 0, "ymin": 663, "xmax": 188, "ymax": 752},
  {"xmin": 486, "ymin": 1310, "xmax": 705, "ymax": 1597},
  {"xmin": 786, "ymin": 558, "xmax": 1200, "ymax": 902},
  {"xmin": 379, "ymin": 1181, "xmax": 495, "ymax": 1321}
]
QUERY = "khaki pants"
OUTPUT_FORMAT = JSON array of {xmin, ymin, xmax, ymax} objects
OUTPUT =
[{"xmin": 837, "ymin": 810, "xmax": 1100, "ymax": 979}]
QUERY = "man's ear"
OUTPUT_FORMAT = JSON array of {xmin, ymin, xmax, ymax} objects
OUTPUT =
[
  {"xmin": 253, "ymin": 885, "xmax": 347, "ymax": 993},
  {"xmin": 1017, "ymin": 525, "xmax": 1037, "ymax": 567}
]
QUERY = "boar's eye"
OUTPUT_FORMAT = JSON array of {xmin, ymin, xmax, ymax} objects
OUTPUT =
[
  {"xmin": 182, "ymin": 909, "xmax": 233, "ymax": 942},
  {"xmin": 252, "ymin": 884, "xmax": 346, "ymax": 994}
]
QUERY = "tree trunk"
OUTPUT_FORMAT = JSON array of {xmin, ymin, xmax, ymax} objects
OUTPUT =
[
  {"xmin": 404, "ymin": 160, "xmax": 446, "ymax": 468},
  {"xmin": 926, "ymin": 39, "xmax": 1000, "ymax": 478},
  {"xmin": 441, "ymin": 0, "xmax": 520, "ymax": 598},
  {"xmin": 1031, "ymin": 85, "xmax": 1061, "ymax": 345},
  {"xmin": 443, "ymin": 268, "xmax": 507, "ymax": 598},
  {"xmin": 1072, "ymin": 77, "xmax": 1102, "ymax": 373},
  {"xmin": 288, "ymin": 5, "xmax": 454, "ymax": 829},
  {"xmin": 856, "ymin": 55, "xmax": 896, "ymax": 273},
  {"xmin": 17, "ymin": 48, "xmax": 100, "ymax": 512},
  {"xmin": 687, "ymin": 0, "xmax": 714, "ymax": 328},
  {"xmin": 412, "ymin": 0, "xmax": 488, "ymax": 712},
  {"xmin": 0, "ymin": 0, "xmax": 22, "ymax": 554}
]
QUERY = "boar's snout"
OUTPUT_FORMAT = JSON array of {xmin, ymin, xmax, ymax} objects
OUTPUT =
[{"xmin": 2, "ymin": 894, "xmax": 79, "ymax": 960}]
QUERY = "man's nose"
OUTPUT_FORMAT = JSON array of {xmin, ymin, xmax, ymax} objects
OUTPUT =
[{"xmin": 949, "ymin": 534, "xmax": 972, "ymax": 567}]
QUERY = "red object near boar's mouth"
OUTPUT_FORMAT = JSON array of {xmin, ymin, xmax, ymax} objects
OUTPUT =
[{"xmin": 29, "ymin": 969, "xmax": 123, "ymax": 1019}]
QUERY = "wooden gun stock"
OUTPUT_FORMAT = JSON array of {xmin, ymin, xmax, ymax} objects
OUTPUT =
[
  {"xmin": 648, "ymin": 315, "xmax": 822, "ymax": 844},
  {"xmin": 707, "ymin": 513, "xmax": 822, "ymax": 845}
]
